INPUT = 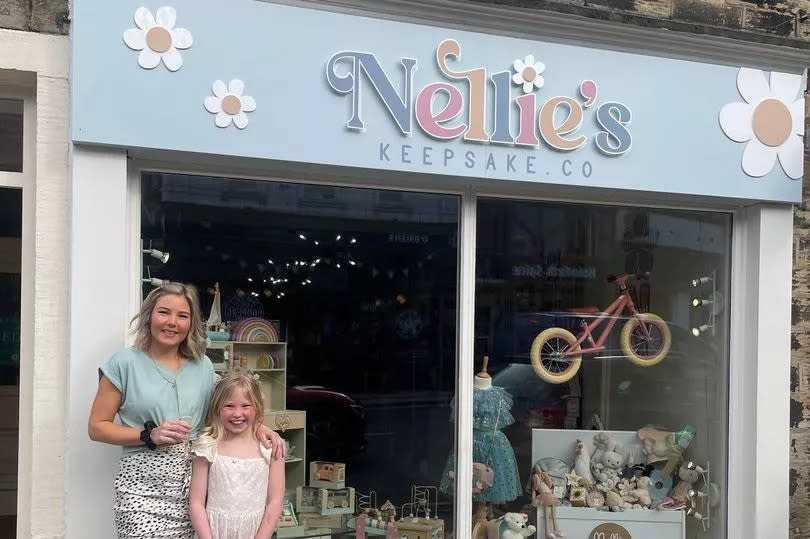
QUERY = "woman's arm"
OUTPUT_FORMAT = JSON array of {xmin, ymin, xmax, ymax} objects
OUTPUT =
[
  {"xmin": 255, "ymin": 457, "xmax": 286, "ymax": 539},
  {"xmin": 88, "ymin": 375, "xmax": 191, "ymax": 446},
  {"xmin": 88, "ymin": 375, "xmax": 141, "ymax": 445},
  {"xmin": 257, "ymin": 424, "xmax": 286, "ymax": 460},
  {"xmin": 189, "ymin": 457, "xmax": 213, "ymax": 539}
]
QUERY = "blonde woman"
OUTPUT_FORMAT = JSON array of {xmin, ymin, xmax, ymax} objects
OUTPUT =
[{"xmin": 88, "ymin": 282, "xmax": 284, "ymax": 538}]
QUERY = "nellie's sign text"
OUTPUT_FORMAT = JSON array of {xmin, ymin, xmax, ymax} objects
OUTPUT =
[{"xmin": 327, "ymin": 39, "xmax": 633, "ymax": 175}]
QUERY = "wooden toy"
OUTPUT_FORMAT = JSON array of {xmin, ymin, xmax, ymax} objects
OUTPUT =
[{"xmin": 310, "ymin": 461, "xmax": 347, "ymax": 488}]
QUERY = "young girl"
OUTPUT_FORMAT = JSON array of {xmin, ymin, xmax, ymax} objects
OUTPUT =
[{"xmin": 189, "ymin": 369, "xmax": 285, "ymax": 539}]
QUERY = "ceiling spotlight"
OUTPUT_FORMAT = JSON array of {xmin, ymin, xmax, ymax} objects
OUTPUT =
[
  {"xmin": 314, "ymin": 240, "xmax": 320, "ymax": 246},
  {"xmin": 268, "ymin": 259, "xmax": 274, "ymax": 264},
  {"xmin": 315, "ymin": 258, "xmax": 321, "ymax": 264},
  {"xmin": 298, "ymin": 233, "xmax": 307, "ymax": 240},
  {"xmin": 142, "ymin": 277, "xmax": 165, "ymax": 287},
  {"xmin": 336, "ymin": 234, "xmax": 342, "ymax": 241},
  {"xmin": 247, "ymin": 277, "xmax": 253, "ymax": 282},
  {"xmin": 305, "ymin": 279, "xmax": 312, "ymax": 284},
  {"xmin": 143, "ymin": 248, "xmax": 170, "ymax": 264},
  {"xmin": 348, "ymin": 260, "xmax": 356, "ymax": 266},
  {"xmin": 691, "ymin": 275, "xmax": 712, "ymax": 287},
  {"xmin": 251, "ymin": 291, "xmax": 259, "ymax": 297},
  {"xmin": 691, "ymin": 324, "xmax": 711, "ymax": 337},
  {"xmin": 350, "ymin": 238, "xmax": 357, "ymax": 244},
  {"xmin": 336, "ymin": 263, "xmax": 341, "ymax": 268}
]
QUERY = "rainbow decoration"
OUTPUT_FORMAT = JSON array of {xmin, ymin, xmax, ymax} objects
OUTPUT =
[{"xmin": 231, "ymin": 318, "xmax": 279, "ymax": 343}]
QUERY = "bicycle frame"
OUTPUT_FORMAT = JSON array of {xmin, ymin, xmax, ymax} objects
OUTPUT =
[{"xmin": 562, "ymin": 288, "xmax": 640, "ymax": 357}]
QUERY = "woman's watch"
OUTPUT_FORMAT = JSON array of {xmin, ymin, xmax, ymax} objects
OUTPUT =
[{"xmin": 140, "ymin": 420, "xmax": 158, "ymax": 450}]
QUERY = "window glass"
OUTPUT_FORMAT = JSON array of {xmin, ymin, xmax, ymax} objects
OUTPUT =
[
  {"xmin": 142, "ymin": 173, "xmax": 459, "ymax": 536},
  {"xmin": 474, "ymin": 198, "xmax": 730, "ymax": 539},
  {"xmin": 0, "ymin": 100, "xmax": 23, "ymax": 173}
]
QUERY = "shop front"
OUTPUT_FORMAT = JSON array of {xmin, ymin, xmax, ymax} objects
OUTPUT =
[{"xmin": 68, "ymin": 1, "xmax": 801, "ymax": 538}]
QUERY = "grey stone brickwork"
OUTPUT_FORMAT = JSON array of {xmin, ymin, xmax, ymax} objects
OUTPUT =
[{"xmin": 0, "ymin": 0, "xmax": 69, "ymax": 34}]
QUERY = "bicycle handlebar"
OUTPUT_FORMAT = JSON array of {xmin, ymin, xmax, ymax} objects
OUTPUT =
[{"xmin": 606, "ymin": 272, "xmax": 650, "ymax": 284}]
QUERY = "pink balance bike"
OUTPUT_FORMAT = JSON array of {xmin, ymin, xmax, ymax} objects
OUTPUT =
[{"xmin": 530, "ymin": 273, "xmax": 671, "ymax": 384}]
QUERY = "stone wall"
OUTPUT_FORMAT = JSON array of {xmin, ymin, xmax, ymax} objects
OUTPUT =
[
  {"xmin": 0, "ymin": 0, "xmax": 69, "ymax": 34},
  {"xmin": 469, "ymin": 0, "xmax": 810, "ymax": 45}
]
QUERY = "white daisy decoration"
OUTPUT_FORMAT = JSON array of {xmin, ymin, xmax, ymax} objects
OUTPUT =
[
  {"xmin": 512, "ymin": 55, "xmax": 545, "ymax": 93},
  {"xmin": 123, "ymin": 6, "xmax": 193, "ymax": 72},
  {"xmin": 719, "ymin": 68, "xmax": 804, "ymax": 179},
  {"xmin": 204, "ymin": 80, "xmax": 257, "ymax": 130}
]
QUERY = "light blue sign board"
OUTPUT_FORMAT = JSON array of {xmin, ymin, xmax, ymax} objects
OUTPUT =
[{"xmin": 72, "ymin": 0, "xmax": 803, "ymax": 203}]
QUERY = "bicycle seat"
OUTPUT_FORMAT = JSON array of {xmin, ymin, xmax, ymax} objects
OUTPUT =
[{"xmin": 566, "ymin": 306, "xmax": 600, "ymax": 315}]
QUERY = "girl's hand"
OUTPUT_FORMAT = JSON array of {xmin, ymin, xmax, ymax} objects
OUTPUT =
[
  {"xmin": 258, "ymin": 424, "xmax": 286, "ymax": 460},
  {"xmin": 150, "ymin": 419, "xmax": 191, "ymax": 446}
]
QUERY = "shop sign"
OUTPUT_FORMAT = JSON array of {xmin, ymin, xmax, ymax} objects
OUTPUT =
[
  {"xmin": 71, "ymin": 0, "xmax": 804, "ymax": 202},
  {"xmin": 327, "ymin": 40, "xmax": 631, "ymax": 159}
]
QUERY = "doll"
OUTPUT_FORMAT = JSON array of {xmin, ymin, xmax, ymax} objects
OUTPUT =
[{"xmin": 531, "ymin": 465, "xmax": 566, "ymax": 539}]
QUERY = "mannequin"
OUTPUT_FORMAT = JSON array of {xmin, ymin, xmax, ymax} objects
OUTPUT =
[
  {"xmin": 473, "ymin": 357, "xmax": 492, "ymax": 522},
  {"xmin": 474, "ymin": 356, "xmax": 493, "ymax": 390},
  {"xmin": 440, "ymin": 356, "xmax": 522, "ymax": 524}
]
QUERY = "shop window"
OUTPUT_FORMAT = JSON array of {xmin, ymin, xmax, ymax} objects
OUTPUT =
[
  {"xmin": 0, "ymin": 100, "xmax": 23, "ymax": 173},
  {"xmin": 472, "ymin": 198, "xmax": 730, "ymax": 539},
  {"xmin": 141, "ymin": 173, "xmax": 459, "ymax": 535}
]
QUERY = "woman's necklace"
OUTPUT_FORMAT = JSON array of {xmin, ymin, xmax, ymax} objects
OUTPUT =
[{"xmin": 150, "ymin": 354, "xmax": 182, "ymax": 387}]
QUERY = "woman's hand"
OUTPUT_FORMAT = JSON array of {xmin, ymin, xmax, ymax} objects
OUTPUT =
[
  {"xmin": 258, "ymin": 424, "xmax": 286, "ymax": 460},
  {"xmin": 150, "ymin": 419, "xmax": 191, "ymax": 446}
]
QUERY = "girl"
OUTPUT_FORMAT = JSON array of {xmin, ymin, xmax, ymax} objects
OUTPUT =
[
  {"xmin": 189, "ymin": 369, "xmax": 285, "ymax": 539},
  {"xmin": 88, "ymin": 282, "xmax": 284, "ymax": 538}
]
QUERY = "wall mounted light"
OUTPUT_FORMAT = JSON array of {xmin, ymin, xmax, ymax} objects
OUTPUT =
[
  {"xmin": 686, "ymin": 461, "xmax": 706, "ymax": 473},
  {"xmin": 691, "ymin": 275, "xmax": 712, "ymax": 287},
  {"xmin": 143, "ymin": 248, "xmax": 170, "ymax": 264},
  {"xmin": 142, "ymin": 277, "xmax": 165, "ymax": 287},
  {"xmin": 691, "ymin": 297, "xmax": 712, "ymax": 308},
  {"xmin": 691, "ymin": 324, "xmax": 711, "ymax": 337}
]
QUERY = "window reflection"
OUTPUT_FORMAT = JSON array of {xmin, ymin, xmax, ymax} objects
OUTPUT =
[{"xmin": 0, "ymin": 100, "xmax": 23, "ymax": 173}]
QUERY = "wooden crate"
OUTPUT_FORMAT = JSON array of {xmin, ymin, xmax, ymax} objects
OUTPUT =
[{"xmin": 394, "ymin": 517, "xmax": 445, "ymax": 539}]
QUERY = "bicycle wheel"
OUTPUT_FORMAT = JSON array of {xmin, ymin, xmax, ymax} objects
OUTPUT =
[
  {"xmin": 530, "ymin": 327, "xmax": 582, "ymax": 384},
  {"xmin": 620, "ymin": 313, "xmax": 671, "ymax": 367}
]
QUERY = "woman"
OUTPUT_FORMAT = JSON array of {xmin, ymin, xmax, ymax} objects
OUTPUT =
[{"xmin": 88, "ymin": 282, "xmax": 284, "ymax": 538}]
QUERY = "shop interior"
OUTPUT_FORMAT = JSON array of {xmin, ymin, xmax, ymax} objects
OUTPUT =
[{"xmin": 141, "ymin": 173, "xmax": 730, "ymax": 538}]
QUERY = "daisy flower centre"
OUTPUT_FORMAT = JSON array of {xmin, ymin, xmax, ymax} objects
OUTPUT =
[
  {"xmin": 752, "ymin": 98, "xmax": 792, "ymax": 147},
  {"xmin": 522, "ymin": 66, "xmax": 537, "ymax": 82},
  {"xmin": 221, "ymin": 95, "xmax": 242, "ymax": 115},
  {"xmin": 146, "ymin": 26, "xmax": 172, "ymax": 53}
]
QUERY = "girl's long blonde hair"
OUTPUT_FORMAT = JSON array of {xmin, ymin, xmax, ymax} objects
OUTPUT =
[
  {"xmin": 199, "ymin": 369, "xmax": 265, "ymax": 444},
  {"xmin": 131, "ymin": 282, "xmax": 207, "ymax": 360}
]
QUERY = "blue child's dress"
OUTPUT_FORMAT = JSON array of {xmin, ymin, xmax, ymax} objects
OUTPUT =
[{"xmin": 439, "ymin": 386, "xmax": 522, "ymax": 503}]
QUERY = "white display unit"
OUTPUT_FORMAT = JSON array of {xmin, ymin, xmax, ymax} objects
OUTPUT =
[
  {"xmin": 532, "ymin": 428, "xmax": 686, "ymax": 539},
  {"xmin": 207, "ymin": 340, "xmax": 288, "ymax": 410}
]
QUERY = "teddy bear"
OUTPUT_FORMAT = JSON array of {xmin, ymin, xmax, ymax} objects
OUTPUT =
[
  {"xmin": 671, "ymin": 463, "xmax": 701, "ymax": 503},
  {"xmin": 630, "ymin": 476, "xmax": 653, "ymax": 507},
  {"xmin": 591, "ymin": 435, "xmax": 625, "ymax": 493},
  {"xmin": 499, "ymin": 512, "xmax": 537, "ymax": 539}
]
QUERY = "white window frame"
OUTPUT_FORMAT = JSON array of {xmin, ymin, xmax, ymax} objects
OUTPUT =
[
  {"xmin": 121, "ymin": 158, "xmax": 789, "ymax": 539},
  {"xmin": 0, "ymin": 78, "xmax": 35, "ymax": 535}
]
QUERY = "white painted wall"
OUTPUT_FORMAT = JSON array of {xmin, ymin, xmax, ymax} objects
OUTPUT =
[{"xmin": 67, "ymin": 147, "xmax": 130, "ymax": 539}]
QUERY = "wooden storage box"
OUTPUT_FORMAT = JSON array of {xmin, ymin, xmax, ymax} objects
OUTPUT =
[
  {"xmin": 296, "ymin": 486, "xmax": 355, "ymax": 516},
  {"xmin": 395, "ymin": 517, "xmax": 445, "ymax": 539},
  {"xmin": 309, "ymin": 461, "xmax": 346, "ymax": 488},
  {"xmin": 538, "ymin": 506, "xmax": 685, "ymax": 539},
  {"xmin": 298, "ymin": 513, "xmax": 348, "ymax": 529}
]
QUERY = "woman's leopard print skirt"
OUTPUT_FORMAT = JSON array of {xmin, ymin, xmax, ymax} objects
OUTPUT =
[{"xmin": 113, "ymin": 442, "xmax": 194, "ymax": 538}]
